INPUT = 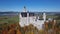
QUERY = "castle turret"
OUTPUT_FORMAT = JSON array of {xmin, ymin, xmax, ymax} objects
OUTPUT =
[
  {"xmin": 43, "ymin": 13, "xmax": 46, "ymax": 22},
  {"xmin": 23, "ymin": 6, "xmax": 27, "ymax": 12}
]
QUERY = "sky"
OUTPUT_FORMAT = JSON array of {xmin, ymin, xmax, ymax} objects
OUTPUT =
[{"xmin": 0, "ymin": 0, "xmax": 60, "ymax": 12}]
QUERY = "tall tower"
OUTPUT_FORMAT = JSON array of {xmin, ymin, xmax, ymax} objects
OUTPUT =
[{"xmin": 43, "ymin": 13, "xmax": 46, "ymax": 21}]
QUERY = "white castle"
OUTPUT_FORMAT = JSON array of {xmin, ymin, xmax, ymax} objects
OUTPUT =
[{"xmin": 19, "ymin": 6, "xmax": 46, "ymax": 30}]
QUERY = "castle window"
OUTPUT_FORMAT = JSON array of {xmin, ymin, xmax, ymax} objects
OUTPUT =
[
  {"xmin": 29, "ymin": 13, "xmax": 34, "ymax": 17},
  {"xmin": 21, "ymin": 12, "xmax": 27, "ymax": 17}
]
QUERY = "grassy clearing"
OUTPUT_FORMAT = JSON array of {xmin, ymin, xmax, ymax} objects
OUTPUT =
[{"xmin": 0, "ymin": 15, "xmax": 19, "ymax": 24}]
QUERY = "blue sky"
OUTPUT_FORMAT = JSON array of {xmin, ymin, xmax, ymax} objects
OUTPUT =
[{"xmin": 0, "ymin": 0, "xmax": 60, "ymax": 12}]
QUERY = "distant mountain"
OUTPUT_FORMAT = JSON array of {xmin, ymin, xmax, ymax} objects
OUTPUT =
[
  {"xmin": 0, "ymin": 12, "xmax": 18, "ymax": 16},
  {"xmin": 0, "ymin": 12, "xmax": 60, "ymax": 16}
]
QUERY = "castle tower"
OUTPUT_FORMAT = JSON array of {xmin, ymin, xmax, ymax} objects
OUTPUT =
[
  {"xmin": 43, "ymin": 13, "xmax": 46, "ymax": 22},
  {"xmin": 19, "ymin": 6, "xmax": 30, "ymax": 27}
]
